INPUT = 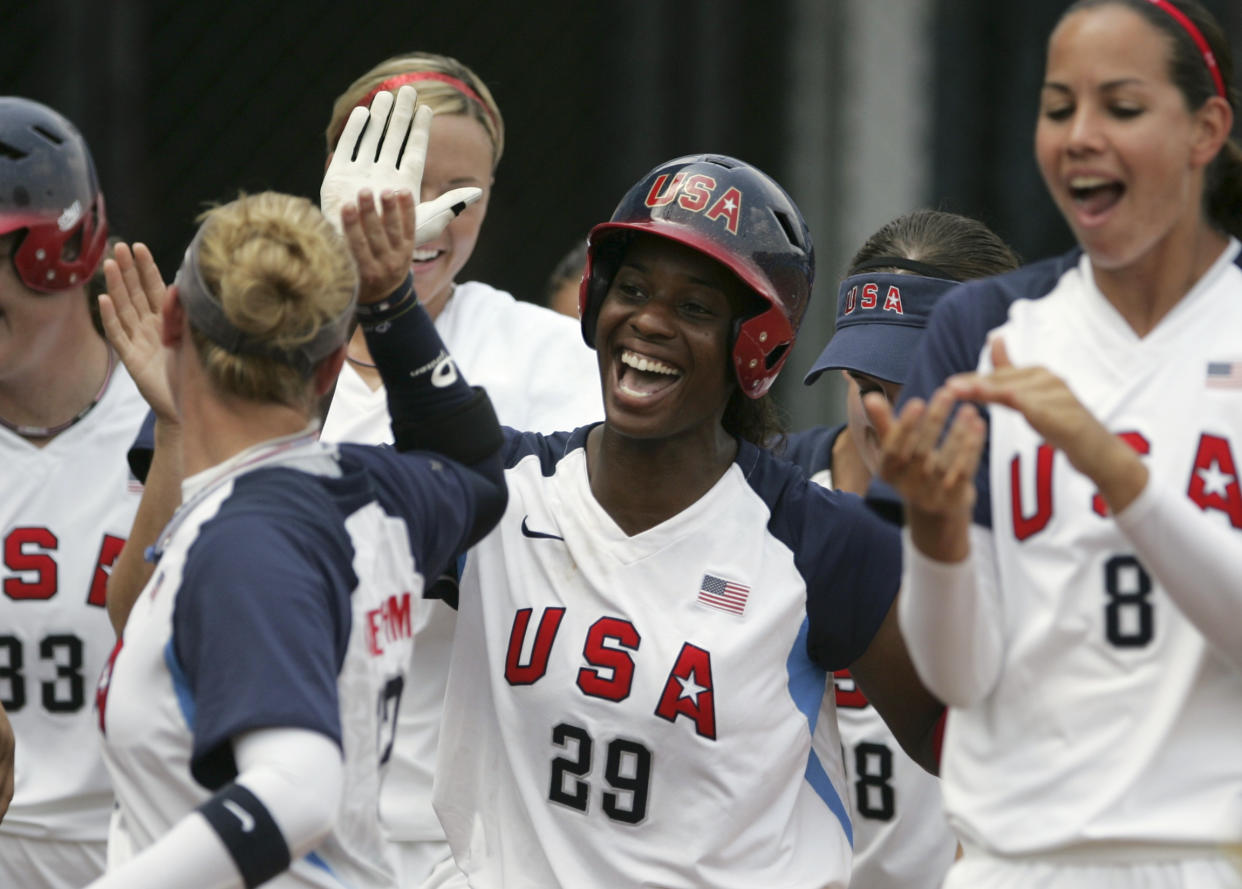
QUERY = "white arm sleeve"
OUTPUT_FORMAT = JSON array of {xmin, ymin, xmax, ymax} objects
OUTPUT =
[
  {"xmin": 897, "ymin": 524, "xmax": 1005, "ymax": 707},
  {"xmin": 1114, "ymin": 479, "xmax": 1242, "ymax": 671},
  {"xmin": 87, "ymin": 728, "xmax": 342, "ymax": 889}
]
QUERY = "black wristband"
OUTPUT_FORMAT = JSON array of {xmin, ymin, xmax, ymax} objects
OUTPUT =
[
  {"xmin": 197, "ymin": 783, "xmax": 291, "ymax": 888},
  {"xmin": 355, "ymin": 272, "xmax": 418, "ymax": 331}
]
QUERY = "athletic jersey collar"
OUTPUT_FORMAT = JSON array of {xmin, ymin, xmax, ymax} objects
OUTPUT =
[
  {"xmin": 149, "ymin": 423, "xmax": 328, "ymax": 564},
  {"xmin": 1077, "ymin": 236, "xmax": 1241, "ymax": 347}
]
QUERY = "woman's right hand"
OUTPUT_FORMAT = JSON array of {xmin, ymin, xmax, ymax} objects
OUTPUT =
[
  {"xmin": 342, "ymin": 188, "xmax": 417, "ymax": 305},
  {"xmin": 865, "ymin": 386, "xmax": 985, "ymax": 561},
  {"xmin": 98, "ymin": 243, "xmax": 179, "ymax": 424}
]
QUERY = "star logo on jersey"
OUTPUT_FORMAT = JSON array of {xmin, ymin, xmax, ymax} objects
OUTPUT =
[
  {"xmin": 676, "ymin": 672, "xmax": 708, "ymax": 703},
  {"xmin": 1196, "ymin": 462, "xmax": 1234, "ymax": 498},
  {"xmin": 520, "ymin": 516, "xmax": 564, "ymax": 541}
]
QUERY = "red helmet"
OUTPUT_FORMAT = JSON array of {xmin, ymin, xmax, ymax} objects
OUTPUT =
[
  {"xmin": 0, "ymin": 97, "xmax": 108, "ymax": 293},
  {"xmin": 580, "ymin": 154, "xmax": 814, "ymax": 398}
]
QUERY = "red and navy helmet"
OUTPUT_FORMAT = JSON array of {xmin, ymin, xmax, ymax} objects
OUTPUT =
[
  {"xmin": 580, "ymin": 154, "xmax": 814, "ymax": 398},
  {"xmin": 0, "ymin": 97, "xmax": 108, "ymax": 293}
]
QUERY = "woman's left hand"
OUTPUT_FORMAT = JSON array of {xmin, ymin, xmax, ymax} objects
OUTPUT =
[{"xmin": 99, "ymin": 243, "xmax": 179, "ymax": 423}]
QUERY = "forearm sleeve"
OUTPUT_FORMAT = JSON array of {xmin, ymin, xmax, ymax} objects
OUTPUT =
[
  {"xmin": 361, "ymin": 275, "xmax": 501, "ymax": 463},
  {"xmin": 897, "ymin": 525, "xmax": 1005, "ymax": 707},
  {"xmin": 1114, "ymin": 479, "xmax": 1242, "ymax": 671},
  {"xmin": 87, "ymin": 728, "xmax": 342, "ymax": 889}
]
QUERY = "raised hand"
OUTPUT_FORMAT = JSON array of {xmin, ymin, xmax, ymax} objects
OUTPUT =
[
  {"xmin": 944, "ymin": 336, "xmax": 1146, "ymax": 512},
  {"xmin": 98, "ymin": 243, "xmax": 178, "ymax": 422},
  {"xmin": 343, "ymin": 189, "xmax": 417, "ymax": 305},
  {"xmin": 865, "ymin": 387, "xmax": 986, "ymax": 521},
  {"xmin": 320, "ymin": 85, "xmax": 481, "ymax": 248}
]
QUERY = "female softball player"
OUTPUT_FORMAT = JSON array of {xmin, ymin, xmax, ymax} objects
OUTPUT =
[
  {"xmin": 0, "ymin": 96, "xmax": 144, "ymax": 889},
  {"xmin": 87, "ymin": 89, "xmax": 506, "ymax": 888},
  {"xmin": 317, "ymin": 53, "xmax": 603, "ymax": 887},
  {"xmin": 789, "ymin": 208, "xmax": 1020, "ymax": 889},
  {"xmin": 428, "ymin": 153, "xmax": 945, "ymax": 889},
  {"xmin": 869, "ymin": 2, "xmax": 1242, "ymax": 886}
]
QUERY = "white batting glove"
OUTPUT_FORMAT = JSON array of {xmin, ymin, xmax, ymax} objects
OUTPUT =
[{"xmin": 320, "ymin": 85, "xmax": 481, "ymax": 247}]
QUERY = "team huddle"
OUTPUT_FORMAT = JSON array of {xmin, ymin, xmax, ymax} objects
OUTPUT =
[{"xmin": 0, "ymin": 1, "xmax": 1239, "ymax": 888}]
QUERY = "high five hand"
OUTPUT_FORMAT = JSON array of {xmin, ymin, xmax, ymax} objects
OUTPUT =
[
  {"xmin": 98, "ymin": 243, "xmax": 178, "ymax": 423},
  {"xmin": 320, "ymin": 85, "xmax": 481, "ymax": 247}
]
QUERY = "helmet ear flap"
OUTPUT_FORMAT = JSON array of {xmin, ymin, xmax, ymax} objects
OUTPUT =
[
  {"xmin": 732, "ymin": 302, "xmax": 795, "ymax": 399},
  {"xmin": 579, "ymin": 233, "xmax": 630, "ymax": 349}
]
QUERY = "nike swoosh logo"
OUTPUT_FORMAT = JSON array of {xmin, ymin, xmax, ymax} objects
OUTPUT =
[
  {"xmin": 521, "ymin": 516, "xmax": 564, "ymax": 541},
  {"xmin": 223, "ymin": 799, "xmax": 255, "ymax": 833}
]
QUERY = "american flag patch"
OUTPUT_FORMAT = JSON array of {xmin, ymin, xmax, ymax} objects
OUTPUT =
[
  {"xmin": 1207, "ymin": 361, "xmax": 1242, "ymax": 389},
  {"xmin": 697, "ymin": 573, "xmax": 750, "ymax": 616}
]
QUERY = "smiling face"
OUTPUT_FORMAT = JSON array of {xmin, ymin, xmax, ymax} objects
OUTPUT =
[
  {"xmin": 1035, "ymin": 4, "xmax": 1219, "ymax": 270},
  {"xmin": 593, "ymin": 234, "xmax": 748, "ymax": 443},
  {"xmin": 412, "ymin": 113, "xmax": 494, "ymax": 315}
]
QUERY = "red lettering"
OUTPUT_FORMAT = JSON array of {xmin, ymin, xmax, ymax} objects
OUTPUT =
[
  {"xmin": 385, "ymin": 592, "xmax": 412, "ymax": 640},
  {"xmin": 366, "ymin": 609, "xmax": 384, "ymax": 656},
  {"xmin": 654, "ymin": 643, "xmax": 716, "ymax": 739},
  {"xmin": 4, "ymin": 526, "xmax": 58, "ymax": 600},
  {"xmin": 860, "ymin": 282, "xmax": 878, "ymax": 310},
  {"xmin": 1187, "ymin": 433, "xmax": 1242, "ymax": 528},
  {"xmin": 644, "ymin": 172, "xmax": 686, "ymax": 208},
  {"xmin": 577, "ymin": 617, "xmax": 640, "ymax": 701},
  {"xmin": 676, "ymin": 174, "xmax": 715, "ymax": 212},
  {"xmin": 704, "ymin": 186, "xmax": 742, "ymax": 235},
  {"xmin": 1011, "ymin": 445, "xmax": 1054, "ymax": 541},
  {"xmin": 505, "ymin": 607, "xmax": 566, "ymax": 685},
  {"xmin": 832, "ymin": 669, "xmax": 869, "ymax": 710},
  {"xmin": 844, "ymin": 285, "xmax": 858, "ymax": 315},
  {"xmin": 87, "ymin": 534, "xmax": 126, "ymax": 608},
  {"xmin": 1093, "ymin": 432, "xmax": 1150, "ymax": 516},
  {"xmin": 882, "ymin": 285, "xmax": 904, "ymax": 314}
]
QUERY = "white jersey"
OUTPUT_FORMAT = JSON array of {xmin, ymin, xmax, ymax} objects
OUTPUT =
[
  {"xmin": 321, "ymin": 280, "xmax": 603, "ymax": 848},
  {"xmin": 0, "ymin": 366, "xmax": 145, "ymax": 841},
  {"xmin": 97, "ymin": 432, "xmax": 488, "ymax": 888},
  {"xmin": 906, "ymin": 242, "xmax": 1242, "ymax": 854},
  {"xmin": 785, "ymin": 425, "xmax": 957, "ymax": 889},
  {"xmin": 434, "ymin": 427, "xmax": 904, "ymax": 889}
]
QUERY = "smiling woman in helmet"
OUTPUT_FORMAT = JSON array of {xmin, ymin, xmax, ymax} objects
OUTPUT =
[
  {"xmin": 0, "ymin": 97, "xmax": 146, "ymax": 889},
  {"xmin": 429, "ymin": 155, "xmax": 943, "ymax": 889}
]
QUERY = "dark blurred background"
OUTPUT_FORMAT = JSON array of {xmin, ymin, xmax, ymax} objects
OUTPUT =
[{"xmin": 5, "ymin": 0, "xmax": 1240, "ymax": 426}]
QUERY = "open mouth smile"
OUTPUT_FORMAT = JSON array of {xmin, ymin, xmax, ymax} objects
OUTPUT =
[
  {"xmin": 615, "ymin": 348, "xmax": 682, "ymax": 399},
  {"xmin": 1067, "ymin": 175, "xmax": 1125, "ymax": 222}
]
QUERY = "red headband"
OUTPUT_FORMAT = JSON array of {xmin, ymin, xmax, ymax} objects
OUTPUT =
[
  {"xmin": 357, "ymin": 72, "xmax": 500, "ymax": 131},
  {"xmin": 1146, "ymin": 0, "xmax": 1227, "ymax": 100}
]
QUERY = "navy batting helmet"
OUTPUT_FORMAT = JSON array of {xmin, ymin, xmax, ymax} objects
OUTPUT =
[
  {"xmin": 579, "ymin": 154, "xmax": 813, "ymax": 398},
  {"xmin": 0, "ymin": 97, "xmax": 108, "ymax": 293}
]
